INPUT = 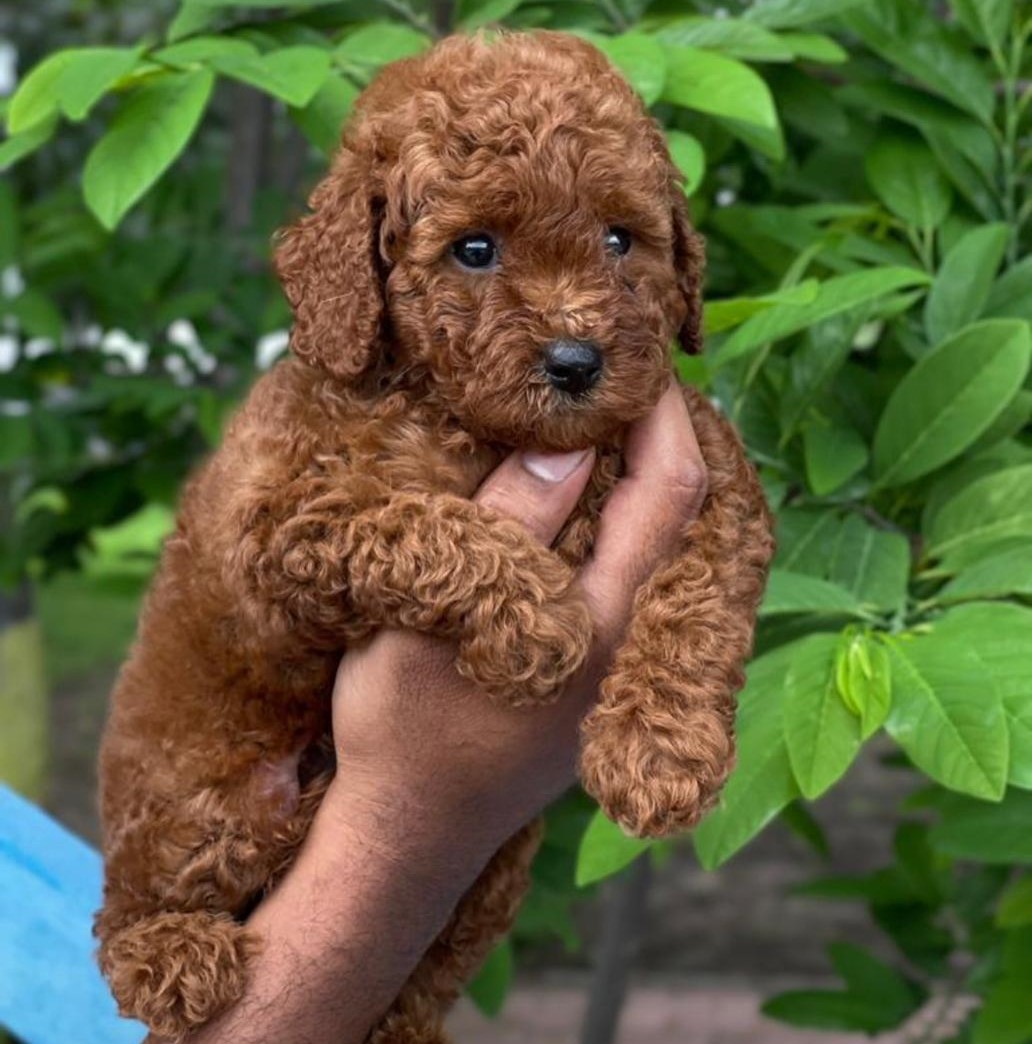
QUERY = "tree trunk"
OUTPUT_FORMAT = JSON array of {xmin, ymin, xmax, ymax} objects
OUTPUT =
[
  {"xmin": 0, "ymin": 578, "xmax": 48, "ymax": 799},
  {"xmin": 580, "ymin": 854, "xmax": 652, "ymax": 1044}
]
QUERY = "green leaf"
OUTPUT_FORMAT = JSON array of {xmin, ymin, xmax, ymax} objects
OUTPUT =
[
  {"xmin": 55, "ymin": 46, "xmax": 145, "ymax": 121},
  {"xmin": 829, "ymin": 516, "xmax": 910, "ymax": 614},
  {"xmin": 467, "ymin": 938, "xmax": 513, "ymax": 1017},
  {"xmin": 866, "ymin": 134, "xmax": 953, "ymax": 229},
  {"xmin": 780, "ymin": 32, "xmax": 846, "ymax": 62},
  {"xmin": 998, "ymin": 877, "xmax": 1032, "ymax": 928},
  {"xmin": 155, "ymin": 36, "xmax": 261, "ymax": 67},
  {"xmin": 0, "ymin": 116, "xmax": 58, "ymax": 172},
  {"xmin": 803, "ymin": 420, "xmax": 868, "ymax": 496},
  {"xmin": 665, "ymin": 129, "xmax": 705, "ymax": 195},
  {"xmin": 7, "ymin": 52, "xmax": 76, "ymax": 133},
  {"xmin": 2, "ymin": 289, "xmax": 64, "ymax": 341},
  {"xmin": 656, "ymin": 17, "xmax": 795, "ymax": 63},
  {"xmin": 82, "ymin": 70, "xmax": 214, "ymax": 231},
  {"xmin": 575, "ymin": 810, "xmax": 651, "ymax": 887},
  {"xmin": 660, "ymin": 44, "xmax": 782, "ymax": 155},
  {"xmin": 940, "ymin": 547, "xmax": 1032, "ymax": 604},
  {"xmin": 714, "ymin": 267, "xmax": 929, "ymax": 367},
  {"xmin": 762, "ymin": 990, "xmax": 903, "ymax": 1033},
  {"xmin": 335, "ymin": 22, "xmax": 431, "ymax": 68},
  {"xmin": 885, "ymin": 634, "xmax": 1008, "ymax": 800},
  {"xmin": 973, "ymin": 928, "xmax": 1032, "ymax": 1044},
  {"xmin": 966, "ymin": 389, "xmax": 1032, "ymax": 457},
  {"xmin": 167, "ymin": 2, "xmax": 217, "ymax": 42},
  {"xmin": 830, "ymin": 942, "xmax": 925, "ymax": 1019},
  {"xmin": 212, "ymin": 46, "xmax": 331, "ymax": 106},
  {"xmin": 780, "ymin": 801, "xmax": 830, "ymax": 858},
  {"xmin": 775, "ymin": 508, "xmax": 843, "ymax": 576},
  {"xmin": 985, "ymin": 256, "xmax": 1032, "ymax": 323},
  {"xmin": 703, "ymin": 281, "xmax": 819, "ymax": 336},
  {"xmin": 932, "ymin": 603, "xmax": 1032, "ymax": 791},
  {"xmin": 744, "ymin": 0, "xmax": 865, "ymax": 29},
  {"xmin": 693, "ymin": 644, "xmax": 799, "ymax": 869},
  {"xmin": 457, "ymin": 0, "xmax": 523, "ymax": 29},
  {"xmin": 927, "ymin": 465, "xmax": 1032, "ymax": 570},
  {"xmin": 595, "ymin": 33, "xmax": 667, "ymax": 105},
  {"xmin": 290, "ymin": 74, "xmax": 357, "ymax": 155},
  {"xmin": 760, "ymin": 570, "xmax": 866, "ymax": 618},
  {"xmin": 925, "ymin": 224, "xmax": 1010, "ymax": 344},
  {"xmin": 783, "ymin": 632, "xmax": 862, "ymax": 799},
  {"xmin": 843, "ymin": 2, "xmax": 995, "ymax": 123},
  {"xmin": 931, "ymin": 790, "xmax": 1032, "ymax": 863},
  {"xmin": 950, "ymin": 0, "xmax": 1013, "ymax": 49},
  {"xmin": 872, "ymin": 319, "xmax": 1032, "ymax": 488}
]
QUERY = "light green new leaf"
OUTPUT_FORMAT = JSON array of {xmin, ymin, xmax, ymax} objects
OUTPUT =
[
  {"xmin": 212, "ymin": 46, "xmax": 331, "ymax": 107},
  {"xmin": 761, "ymin": 570, "xmax": 865, "ymax": 618},
  {"xmin": 290, "ymin": 75, "xmax": 357, "ymax": 155},
  {"xmin": 703, "ymin": 281, "xmax": 818, "ymax": 336},
  {"xmin": 467, "ymin": 938, "xmax": 513, "ymax": 1017},
  {"xmin": 932, "ymin": 603, "xmax": 1032, "ymax": 791},
  {"xmin": 456, "ymin": 0, "xmax": 523, "ymax": 30},
  {"xmin": 335, "ymin": 22, "xmax": 431, "ymax": 68},
  {"xmin": 931, "ymin": 790, "xmax": 1032, "ymax": 863},
  {"xmin": 661, "ymin": 44, "xmax": 781, "ymax": 139},
  {"xmin": 784, "ymin": 633, "xmax": 863, "ymax": 799},
  {"xmin": 885, "ymin": 635, "xmax": 1008, "ymax": 800},
  {"xmin": 0, "ymin": 116, "xmax": 58, "ymax": 172},
  {"xmin": 7, "ymin": 51, "xmax": 76, "ymax": 133},
  {"xmin": 927, "ymin": 465, "xmax": 1032, "ymax": 571},
  {"xmin": 83, "ymin": 69, "xmax": 215, "ymax": 231},
  {"xmin": 939, "ymin": 548, "xmax": 1032, "ymax": 604},
  {"xmin": 665, "ymin": 130, "xmax": 705, "ymax": 195},
  {"xmin": 829, "ymin": 515, "xmax": 910, "ymax": 614},
  {"xmin": 714, "ymin": 267, "xmax": 929, "ymax": 367},
  {"xmin": 693, "ymin": 644, "xmax": 799, "ymax": 870},
  {"xmin": 803, "ymin": 420, "xmax": 868, "ymax": 496},
  {"xmin": 998, "ymin": 877, "xmax": 1032, "ymax": 928},
  {"xmin": 56, "ymin": 46, "xmax": 145, "ymax": 121},
  {"xmin": 835, "ymin": 631, "xmax": 892, "ymax": 739},
  {"xmin": 781, "ymin": 32, "xmax": 847, "ymax": 63},
  {"xmin": 595, "ymin": 33, "xmax": 667, "ymax": 106},
  {"xmin": 656, "ymin": 17, "xmax": 794, "ymax": 62},
  {"xmin": 872, "ymin": 319, "xmax": 1032, "ymax": 488},
  {"xmin": 575, "ymin": 810, "xmax": 652, "ymax": 887},
  {"xmin": 950, "ymin": 0, "xmax": 1013, "ymax": 49},
  {"xmin": 924, "ymin": 223, "xmax": 1010, "ymax": 344},
  {"xmin": 866, "ymin": 135, "xmax": 952, "ymax": 229}
]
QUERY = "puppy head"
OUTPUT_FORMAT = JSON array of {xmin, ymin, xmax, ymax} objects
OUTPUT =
[{"xmin": 276, "ymin": 31, "xmax": 703, "ymax": 450}]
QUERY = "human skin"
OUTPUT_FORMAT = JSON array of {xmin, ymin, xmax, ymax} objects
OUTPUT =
[{"xmin": 155, "ymin": 382, "xmax": 706, "ymax": 1044}]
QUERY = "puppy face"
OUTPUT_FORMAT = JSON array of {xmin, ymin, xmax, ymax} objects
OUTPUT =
[{"xmin": 276, "ymin": 32, "xmax": 703, "ymax": 451}]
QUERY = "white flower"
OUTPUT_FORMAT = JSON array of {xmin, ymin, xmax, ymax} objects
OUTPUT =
[
  {"xmin": 0, "ymin": 333, "xmax": 18, "ymax": 371},
  {"xmin": 164, "ymin": 352, "xmax": 194, "ymax": 386},
  {"xmin": 716, "ymin": 188, "xmax": 737, "ymax": 207},
  {"xmin": 24, "ymin": 337, "xmax": 55, "ymax": 359},
  {"xmin": 1, "ymin": 265, "xmax": 25, "ymax": 299},
  {"xmin": 0, "ymin": 42, "xmax": 17, "ymax": 97},
  {"xmin": 256, "ymin": 329, "xmax": 290, "ymax": 370},
  {"xmin": 101, "ymin": 328, "xmax": 150, "ymax": 373},
  {"xmin": 167, "ymin": 318, "xmax": 217, "ymax": 374}
]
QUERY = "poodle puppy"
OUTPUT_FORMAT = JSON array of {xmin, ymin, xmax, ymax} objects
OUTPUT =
[{"xmin": 95, "ymin": 29, "xmax": 774, "ymax": 1042}]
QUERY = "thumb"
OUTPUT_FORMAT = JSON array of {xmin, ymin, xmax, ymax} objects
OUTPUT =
[{"xmin": 474, "ymin": 448, "xmax": 596, "ymax": 546}]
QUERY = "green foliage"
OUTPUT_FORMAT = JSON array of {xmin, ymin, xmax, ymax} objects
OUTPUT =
[{"xmin": 3, "ymin": 0, "xmax": 1031, "ymax": 1036}]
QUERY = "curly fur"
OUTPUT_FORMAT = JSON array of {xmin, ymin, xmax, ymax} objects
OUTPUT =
[{"xmin": 96, "ymin": 30, "xmax": 774, "ymax": 1042}]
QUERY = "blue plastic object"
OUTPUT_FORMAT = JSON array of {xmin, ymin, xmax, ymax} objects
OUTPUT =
[{"xmin": 0, "ymin": 784, "xmax": 146, "ymax": 1044}]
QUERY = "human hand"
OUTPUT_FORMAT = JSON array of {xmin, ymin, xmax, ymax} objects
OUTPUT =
[{"xmin": 324, "ymin": 381, "xmax": 708, "ymax": 863}]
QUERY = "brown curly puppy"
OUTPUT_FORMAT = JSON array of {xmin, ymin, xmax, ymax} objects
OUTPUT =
[{"xmin": 95, "ymin": 29, "xmax": 774, "ymax": 1043}]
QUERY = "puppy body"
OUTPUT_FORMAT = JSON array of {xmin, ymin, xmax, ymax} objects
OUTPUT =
[{"xmin": 96, "ymin": 31, "xmax": 774, "ymax": 1042}]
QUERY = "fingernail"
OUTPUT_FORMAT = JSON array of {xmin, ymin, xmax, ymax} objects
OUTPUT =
[{"xmin": 521, "ymin": 449, "xmax": 590, "ymax": 483}]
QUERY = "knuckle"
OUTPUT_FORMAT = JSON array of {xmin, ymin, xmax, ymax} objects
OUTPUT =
[{"xmin": 665, "ymin": 459, "xmax": 709, "ymax": 515}]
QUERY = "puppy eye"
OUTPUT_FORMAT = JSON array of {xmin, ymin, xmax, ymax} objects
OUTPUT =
[
  {"xmin": 604, "ymin": 226, "xmax": 632, "ymax": 256},
  {"xmin": 451, "ymin": 233, "xmax": 497, "ymax": 269}
]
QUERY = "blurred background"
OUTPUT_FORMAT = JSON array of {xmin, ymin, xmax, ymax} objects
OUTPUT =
[{"xmin": 2, "ymin": 1, "xmax": 1031, "ymax": 1042}]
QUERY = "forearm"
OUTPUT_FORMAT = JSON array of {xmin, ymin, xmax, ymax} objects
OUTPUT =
[{"xmin": 163, "ymin": 773, "xmax": 493, "ymax": 1044}]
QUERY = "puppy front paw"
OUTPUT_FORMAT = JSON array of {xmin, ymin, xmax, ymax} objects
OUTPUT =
[
  {"xmin": 579, "ymin": 696, "xmax": 735, "ymax": 838},
  {"xmin": 456, "ymin": 592, "xmax": 592, "ymax": 705},
  {"xmin": 99, "ymin": 911, "xmax": 258, "ymax": 1041}
]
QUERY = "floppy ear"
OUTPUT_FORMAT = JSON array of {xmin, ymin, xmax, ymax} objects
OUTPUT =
[
  {"xmin": 274, "ymin": 150, "xmax": 384, "ymax": 381},
  {"xmin": 671, "ymin": 190, "xmax": 706, "ymax": 355}
]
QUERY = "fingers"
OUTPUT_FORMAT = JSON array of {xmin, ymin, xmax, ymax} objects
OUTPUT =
[
  {"xmin": 474, "ymin": 447, "xmax": 596, "ymax": 546},
  {"xmin": 581, "ymin": 382, "xmax": 708, "ymax": 634}
]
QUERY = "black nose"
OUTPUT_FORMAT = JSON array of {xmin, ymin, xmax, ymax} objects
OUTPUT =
[{"xmin": 542, "ymin": 339, "xmax": 603, "ymax": 396}]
